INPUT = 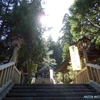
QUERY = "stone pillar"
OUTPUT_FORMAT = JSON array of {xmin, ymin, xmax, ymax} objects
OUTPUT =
[{"xmin": 10, "ymin": 46, "xmax": 19, "ymax": 62}]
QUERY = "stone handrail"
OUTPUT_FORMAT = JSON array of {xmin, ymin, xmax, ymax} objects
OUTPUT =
[
  {"xmin": 76, "ymin": 63, "xmax": 100, "ymax": 84},
  {"xmin": 0, "ymin": 62, "xmax": 21, "ymax": 93}
]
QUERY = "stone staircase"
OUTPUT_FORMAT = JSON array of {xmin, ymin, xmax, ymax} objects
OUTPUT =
[{"xmin": 2, "ymin": 84, "xmax": 100, "ymax": 100}]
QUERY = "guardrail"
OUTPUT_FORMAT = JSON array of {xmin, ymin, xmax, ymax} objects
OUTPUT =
[
  {"xmin": 0, "ymin": 62, "xmax": 21, "ymax": 93},
  {"xmin": 76, "ymin": 63, "xmax": 100, "ymax": 84}
]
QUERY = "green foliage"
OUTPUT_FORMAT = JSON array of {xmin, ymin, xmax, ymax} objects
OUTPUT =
[
  {"xmin": 56, "ymin": 62, "xmax": 75, "ymax": 84},
  {"xmin": 60, "ymin": 14, "xmax": 73, "ymax": 44},
  {"xmin": 57, "ymin": 13, "xmax": 75, "ymax": 84},
  {"xmin": 47, "ymin": 36, "xmax": 62, "ymax": 65},
  {"xmin": 42, "ymin": 43, "xmax": 57, "ymax": 66},
  {"xmin": 62, "ymin": 42, "xmax": 69, "ymax": 61},
  {"xmin": 69, "ymin": 0, "xmax": 100, "ymax": 42},
  {"xmin": 80, "ymin": 58, "xmax": 86, "ymax": 69},
  {"xmin": 28, "ymin": 62, "xmax": 38, "ymax": 74},
  {"xmin": 64, "ymin": 62, "xmax": 75, "ymax": 84},
  {"xmin": 13, "ymin": 0, "xmax": 47, "ymax": 69},
  {"xmin": 60, "ymin": 13, "xmax": 74, "ymax": 61},
  {"xmin": 97, "ymin": 58, "xmax": 100, "ymax": 65},
  {"xmin": 56, "ymin": 72, "xmax": 63, "ymax": 83},
  {"xmin": 96, "ymin": 36, "xmax": 100, "ymax": 49}
]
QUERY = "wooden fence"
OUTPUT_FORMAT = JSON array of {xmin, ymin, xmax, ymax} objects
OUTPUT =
[
  {"xmin": 0, "ymin": 62, "xmax": 21, "ymax": 93},
  {"xmin": 76, "ymin": 63, "xmax": 100, "ymax": 84}
]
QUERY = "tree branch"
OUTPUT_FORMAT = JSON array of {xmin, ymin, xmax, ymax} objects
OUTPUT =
[{"xmin": 86, "ymin": 18, "xmax": 100, "ymax": 29}]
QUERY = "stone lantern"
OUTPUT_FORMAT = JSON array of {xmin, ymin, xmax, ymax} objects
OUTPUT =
[
  {"xmin": 10, "ymin": 34, "xmax": 23, "ymax": 63},
  {"xmin": 77, "ymin": 36, "xmax": 91, "ymax": 63}
]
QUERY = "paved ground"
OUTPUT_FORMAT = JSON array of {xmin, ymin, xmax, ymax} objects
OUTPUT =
[{"xmin": 36, "ymin": 78, "xmax": 51, "ymax": 84}]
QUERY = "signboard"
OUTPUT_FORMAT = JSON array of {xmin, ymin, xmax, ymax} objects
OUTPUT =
[{"xmin": 69, "ymin": 45, "xmax": 81, "ymax": 71}]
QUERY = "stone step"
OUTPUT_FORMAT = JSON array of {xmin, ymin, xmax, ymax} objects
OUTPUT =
[
  {"xmin": 14, "ymin": 84, "xmax": 90, "ymax": 86},
  {"xmin": 3, "ymin": 97, "xmax": 100, "ymax": 100},
  {"xmin": 12, "ymin": 85, "xmax": 93, "ymax": 89},
  {"xmin": 6, "ymin": 92, "xmax": 100, "ymax": 97},
  {"xmin": 14, "ymin": 84, "xmax": 92, "ymax": 88},
  {"xmin": 9, "ymin": 88, "xmax": 96, "ymax": 93},
  {"xmin": 13, "ymin": 84, "xmax": 92, "ymax": 87},
  {"xmin": 3, "ymin": 84, "xmax": 100, "ymax": 100}
]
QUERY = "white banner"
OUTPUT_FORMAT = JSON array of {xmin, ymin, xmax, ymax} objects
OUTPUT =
[{"xmin": 69, "ymin": 45, "xmax": 81, "ymax": 71}]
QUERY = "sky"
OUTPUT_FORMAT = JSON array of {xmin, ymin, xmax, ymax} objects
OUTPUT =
[{"xmin": 41, "ymin": 0, "xmax": 75, "ymax": 42}]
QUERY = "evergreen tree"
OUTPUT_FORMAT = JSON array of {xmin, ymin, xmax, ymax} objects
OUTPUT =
[
  {"xmin": 69, "ymin": 0, "xmax": 100, "ymax": 43},
  {"xmin": 0, "ymin": 0, "xmax": 47, "ymax": 71}
]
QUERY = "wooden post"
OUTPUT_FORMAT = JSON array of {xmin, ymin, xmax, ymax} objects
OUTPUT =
[
  {"xmin": 97, "ymin": 70, "xmax": 100, "ymax": 83},
  {"xmin": 83, "ymin": 49, "xmax": 88, "ymax": 63},
  {"xmin": 83, "ymin": 49, "xmax": 92, "ymax": 82},
  {"xmin": 62, "ymin": 73, "xmax": 64, "ymax": 84},
  {"xmin": 0, "ymin": 70, "xmax": 3, "ymax": 86}
]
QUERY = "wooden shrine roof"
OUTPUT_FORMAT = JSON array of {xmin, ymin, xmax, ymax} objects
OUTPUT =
[
  {"xmin": 54, "ymin": 57, "xmax": 70, "ymax": 73},
  {"xmin": 37, "ymin": 64, "xmax": 55, "ymax": 73}
]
